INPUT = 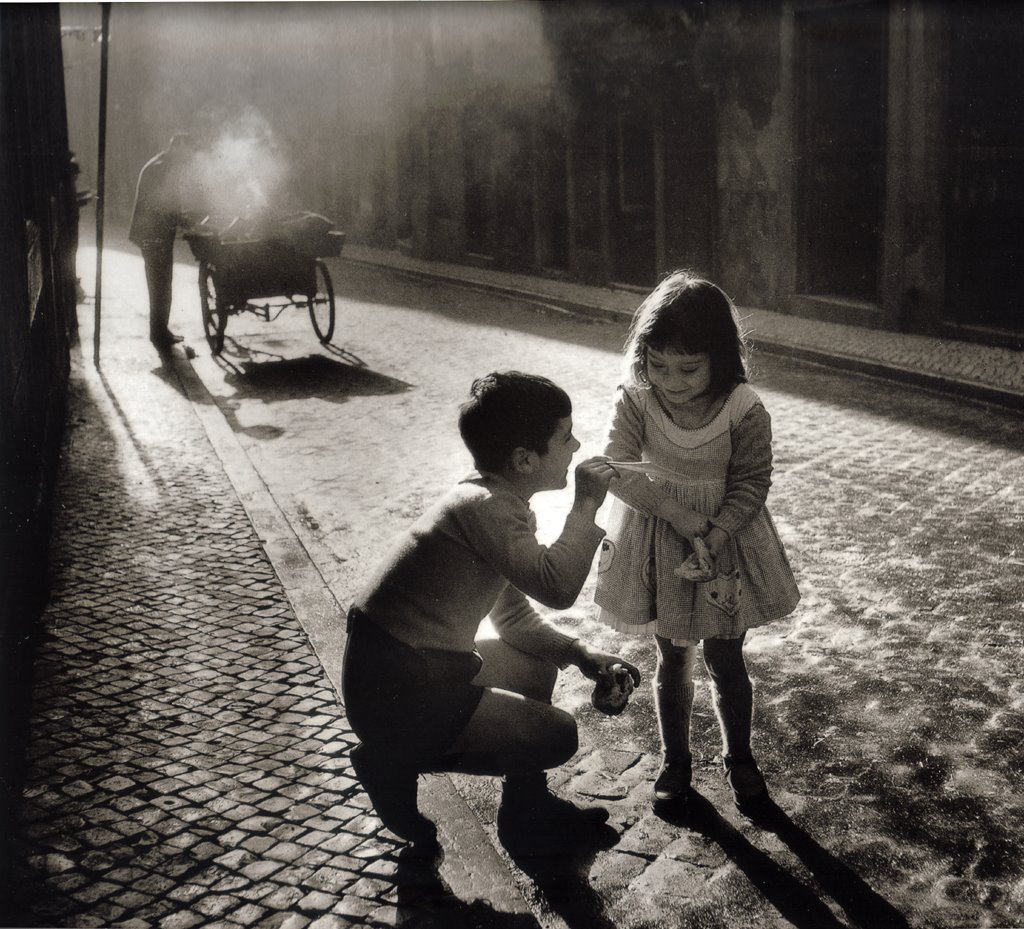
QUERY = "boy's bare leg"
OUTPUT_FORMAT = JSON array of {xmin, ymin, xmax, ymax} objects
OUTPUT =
[
  {"xmin": 444, "ymin": 636, "xmax": 574, "ymax": 775},
  {"xmin": 472, "ymin": 634, "xmax": 558, "ymax": 701},
  {"xmin": 441, "ymin": 636, "xmax": 610, "ymax": 854}
]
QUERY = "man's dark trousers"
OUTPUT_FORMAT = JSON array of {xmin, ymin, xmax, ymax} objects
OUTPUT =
[{"xmin": 142, "ymin": 240, "xmax": 174, "ymax": 340}]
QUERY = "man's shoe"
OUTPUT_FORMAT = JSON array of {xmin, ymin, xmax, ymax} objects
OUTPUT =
[
  {"xmin": 350, "ymin": 744, "xmax": 437, "ymax": 848},
  {"xmin": 723, "ymin": 753, "xmax": 768, "ymax": 810},
  {"xmin": 653, "ymin": 755, "xmax": 692, "ymax": 803},
  {"xmin": 151, "ymin": 330, "xmax": 184, "ymax": 348}
]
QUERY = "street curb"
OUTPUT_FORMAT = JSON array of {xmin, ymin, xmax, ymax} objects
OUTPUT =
[
  {"xmin": 748, "ymin": 339, "xmax": 1024, "ymax": 413},
  {"xmin": 342, "ymin": 256, "xmax": 632, "ymax": 324},
  {"xmin": 163, "ymin": 344, "xmax": 541, "ymax": 921},
  {"xmin": 341, "ymin": 255, "xmax": 1024, "ymax": 414}
]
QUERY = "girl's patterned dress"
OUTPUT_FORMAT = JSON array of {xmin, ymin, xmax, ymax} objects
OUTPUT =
[{"xmin": 595, "ymin": 382, "xmax": 800, "ymax": 645}]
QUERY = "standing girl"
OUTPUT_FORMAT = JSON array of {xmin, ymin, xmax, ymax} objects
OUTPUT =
[{"xmin": 595, "ymin": 271, "xmax": 799, "ymax": 811}]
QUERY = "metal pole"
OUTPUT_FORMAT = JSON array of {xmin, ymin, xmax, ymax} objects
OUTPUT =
[{"xmin": 93, "ymin": 1, "xmax": 110, "ymax": 366}]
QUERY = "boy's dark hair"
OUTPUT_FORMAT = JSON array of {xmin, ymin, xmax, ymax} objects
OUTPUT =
[{"xmin": 459, "ymin": 371, "xmax": 572, "ymax": 473}]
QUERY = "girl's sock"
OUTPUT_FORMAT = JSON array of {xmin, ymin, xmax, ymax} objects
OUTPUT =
[
  {"xmin": 653, "ymin": 635, "xmax": 697, "ymax": 762},
  {"xmin": 703, "ymin": 636, "xmax": 753, "ymax": 758}
]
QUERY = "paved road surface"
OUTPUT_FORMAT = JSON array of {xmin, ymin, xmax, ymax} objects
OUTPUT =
[
  {"xmin": 15, "ymin": 243, "xmax": 1022, "ymax": 929},
  {"xmin": 179, "ymin": 255, "xmax": 1024, "ymax": 929}
]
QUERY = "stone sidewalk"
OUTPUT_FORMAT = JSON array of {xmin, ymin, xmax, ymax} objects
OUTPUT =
[
  {"xmin": 7, "ymin": 296, "xmax": 540, "ymax": 927},
  {"xmin": 341, "ymin": 244, "xmax": 1024, "ymax": 411}
]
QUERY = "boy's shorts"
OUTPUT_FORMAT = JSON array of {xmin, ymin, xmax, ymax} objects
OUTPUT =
[{"xmin": 342, "ymin": 607, "xmax": 484, "ymax": 759}]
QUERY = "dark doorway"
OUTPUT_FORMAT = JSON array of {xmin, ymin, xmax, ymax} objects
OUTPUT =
[
  {"xmin": 534, "ymin": 115, "xmax": 569, "ymax": 273},
  {"xmin": 464, "ymin": 104, "xmax": 495, "ymax": 259},
  {"xmin": 608, "ymin": 109, "xmax": 656, "ymax": 287},
  {"xmin": 569, "ymin": 111, "xmax": 606, "ymax": 284},
  {"xmin": 662, "ymin": 91, "xmax": 716, "ymax": 278},
  {"xmin": 944, "ymin": 1, "xmax": 1024, "ymax": 340},
  {"xmin": 796, "ymin": 1, "xmax": 887, "ymax": 302},
  {"xmin": 493, "ymin": 111, "xmax": 534, "ymax": 270}
]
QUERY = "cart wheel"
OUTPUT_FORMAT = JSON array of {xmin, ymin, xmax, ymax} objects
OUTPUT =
[
  {"xmin": 309, "ymin": 260, "xmax": 335, "ymax": 344},
  {"xmin": 199, "ymin": 262, "xmax": 227, "ymax": 355}
]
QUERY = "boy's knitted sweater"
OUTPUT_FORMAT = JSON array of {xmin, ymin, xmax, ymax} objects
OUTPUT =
[{"xmin": 353, "ymin": 472, "xmax": 605, "ymax": 666}]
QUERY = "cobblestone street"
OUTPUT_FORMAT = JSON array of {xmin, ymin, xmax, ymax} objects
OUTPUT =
[
  {"xmin": 9, "ymin": 241, "xmax": 1024, "ymax": 929},
  {"xmin": 9, "ymin": 339, "xmax": 406, "ymax": 928}
]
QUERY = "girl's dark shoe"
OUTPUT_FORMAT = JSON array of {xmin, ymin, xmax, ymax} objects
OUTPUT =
[
  {"xmin": 653, "ymin": 755, "xmax": 692, "ymax": 802},
  {"xmin": 723, "ymin": 753, "xmax": 768, "ymax": 809},
  {"xmin": 350, "ymin": 744, "xmax": 438, "ymax": 847}
]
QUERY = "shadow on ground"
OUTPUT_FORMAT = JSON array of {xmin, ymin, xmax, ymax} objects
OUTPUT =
[
  {"xmin": 655, "ymin": 793, "xmax": 909, "ymax": 929},
  {"xmin": 754, "ymin": 353, "xmax": 1024, "ymax": 452},
  {"xmin": 334, "ymin": 260, "xmax": 1024, "ymax": 451},
  {"xmin": 218, "ymin": 353, "xmax": 411, "ymax": 405},
  {"xmin": 501, "ymin": 823, "xmax": 621, "ymax": 929},
  {"xmin": 395, "ymin": 849, "xmax": 542, "ymax": 929},
  {"xmin": 195, "ymin": 351, "xmax": 413, "ymax": 440},
  {"xmin": 331, "ymin": 260, "xmax": 626, "ymax": 353}
]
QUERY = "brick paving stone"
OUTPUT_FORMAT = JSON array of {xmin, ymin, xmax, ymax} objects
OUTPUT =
[
  {"xmin": 159, "ymin": 911, "xmax": 205, "ymax": 929},
  {"xmin": 260, "ymin": 886, "xmax": 306, "ymax": 910},
  {"xmin": 307, "ymin": 916, "xmax": 353, "ymax": 929},
  {"xmin": 328, "ymin": 897, "xmax": 375, "ymax": 921},
  {"xmin": 227, "ymin": 903, "xmax": 269, "ymax": 925},
  {"xmin": 242, "ymin": 861, "xmax": 286, "ymax": 882},
  {"xmin": 256, "ymin": 914, "xmax": 311, "ymax": 929}
]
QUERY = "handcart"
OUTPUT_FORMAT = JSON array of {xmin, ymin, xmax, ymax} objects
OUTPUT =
[{"xmin": 183, "ymin": 213, "xmax": 345, "ymax": 355}]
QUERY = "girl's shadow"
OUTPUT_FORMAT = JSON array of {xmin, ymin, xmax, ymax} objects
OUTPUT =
[{"xmin": 658, "ymin": 793, "xmax": 909, "ymax": 929}]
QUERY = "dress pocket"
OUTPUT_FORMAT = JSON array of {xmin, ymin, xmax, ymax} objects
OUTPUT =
[
  {"xmin": 703, "ymin": 570, "xmax": 742, "ymax": 617},
  {"xmin": 703, "ymin": 539, "xmax": 743, "ymax": 618}
]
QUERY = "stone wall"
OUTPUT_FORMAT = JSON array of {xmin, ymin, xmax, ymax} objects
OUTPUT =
[{"xmin": 0, "ymin": 2, "xmax": 76, "ymax": 907}]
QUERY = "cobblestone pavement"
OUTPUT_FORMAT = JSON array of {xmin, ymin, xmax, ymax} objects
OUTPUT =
[
  {"xmin": 14, "ymin": 241, "xmax": 1024, "ymax": 929},
  {"xmin": 342, "ymin": 244, "xmax": 1024, "ymax": 408},
  {"xmin": 9, "ymin": 260, "xmax": 542, "ymax": 929},
  {"xmin": 9, "ymin": 350, "xmax": 401, "ymax": 929},
  {"xmin": 168, "ymin": 253, "xmax": 1023, "ymax": 929}
]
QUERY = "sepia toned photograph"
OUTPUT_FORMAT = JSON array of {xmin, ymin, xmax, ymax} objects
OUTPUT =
[{"xmin": 1, "ymin": 2, "xmax": 1022, "ymax": 927}]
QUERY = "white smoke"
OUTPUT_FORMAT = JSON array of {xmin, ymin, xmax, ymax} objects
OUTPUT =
[{"xmin": 185, "ymin": 108, "xmax": 292, "ymax": 222}]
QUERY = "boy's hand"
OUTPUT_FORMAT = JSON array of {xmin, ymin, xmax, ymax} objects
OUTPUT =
[
  {"xmin": 568, "ymin": 640, "xmax": 642, "ymax": 687},
  {"xmin": 573, "ymin": 456, "xmax": 619, "ymax": 507}
]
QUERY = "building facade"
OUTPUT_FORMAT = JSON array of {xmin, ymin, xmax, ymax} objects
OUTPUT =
[
  {"xmin": 1, "ymin": 1, "xmax": 77, "ymax": 899},
  {"xmin": 62, "ymin": 1, "xmax": 1024, "ymax": 347},
  {"xmin": 378, "ymin": 1, "xmax": 1023, "ymax": 347}
]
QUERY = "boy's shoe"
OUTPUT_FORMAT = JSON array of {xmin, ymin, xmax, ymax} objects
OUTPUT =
[
  {"xmin": 653, "ymin": 754, "xmax": 692, "ymax": 803},
  {"xmin": 497, "ymin": 773, "xmax": 609, "ymax": 856},
  {"xmin": 501, "ymin": 772, "xmax": 609, "ymax": 824},
  {"xmin": 350, "ymin": 744, "xmax": 438, "ymax": 848},
  {"xmin": 723, "ymin": 753, "xmax": 768, "ymax": 810}
]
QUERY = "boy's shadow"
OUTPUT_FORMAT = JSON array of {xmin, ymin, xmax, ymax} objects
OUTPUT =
[
  {"xmin": 395, "ymin": 847, "xmax": 542, "ymax": 929},
  {"xmin": 499, "ymin": 822, "xmax": 621, "ymax": 929},
  {"xmin": 657, "ymin": 793, "xmax": 909, "ymax": 929}
]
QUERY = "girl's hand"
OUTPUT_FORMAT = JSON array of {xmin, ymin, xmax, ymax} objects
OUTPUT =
[{"xmin": 703, "ymin": 526, "xmax": 729, "ymax": 561}]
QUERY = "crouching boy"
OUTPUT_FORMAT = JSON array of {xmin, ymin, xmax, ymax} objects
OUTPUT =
[{"xmin": 342, "ymin": 371, "xmax": 640, "ymax": 852}]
